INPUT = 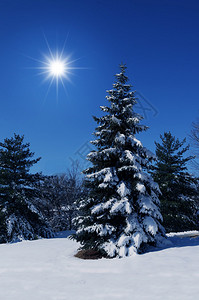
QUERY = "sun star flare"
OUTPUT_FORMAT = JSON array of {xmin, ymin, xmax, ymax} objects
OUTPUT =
[{"xmin": 28, "ymin": 35, "xmax": 86, "ymax": 101}]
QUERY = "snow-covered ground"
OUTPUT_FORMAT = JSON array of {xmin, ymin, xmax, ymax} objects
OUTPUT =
[{"xmin": 0, "ymin": 231, "xmax": 199, "ymax": 300}]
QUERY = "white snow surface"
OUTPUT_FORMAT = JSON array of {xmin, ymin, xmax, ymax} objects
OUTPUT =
[
  {"xmin": 117, "ymin": 182, "xmax": 130, "ymax": 197},
  {"xmin": 0, "ymin": 231, "xmax": 199, "ymax": 299}
]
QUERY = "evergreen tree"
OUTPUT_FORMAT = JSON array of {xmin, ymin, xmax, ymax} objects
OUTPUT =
[
  {"xmin": 73, "ymin": 65, "xmax": 165, "ymax": 257},
  {"xmin": 0, "ymin": 133, "xmax": 52, "ymax": 242},
  {"xmin": 152, "ymin": 132, "xmax": 198, "ymax": 232}
]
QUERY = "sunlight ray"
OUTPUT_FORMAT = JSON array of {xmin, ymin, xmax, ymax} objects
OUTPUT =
[
  {"xmin": 43, "ymin": 32, "xmax": 54, "ymax": 59},
  {"xmin": 60, "ymin": 32, "xmax": 69, "ymax": 59}
]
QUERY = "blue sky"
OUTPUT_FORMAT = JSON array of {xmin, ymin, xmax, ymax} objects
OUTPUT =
[{"xmin": 0, "ymin": 0, "xmax": 198, "ymax": 174}]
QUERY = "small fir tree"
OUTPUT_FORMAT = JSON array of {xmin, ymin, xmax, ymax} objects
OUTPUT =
[
  {"xmin": 0, "ymin": 134, "xmax": 52, "ymax": 242},
  {"xmin": 152, "ymin": 132, "xmax": 198, "ymax": 232},
  {"xmin": 74, "ymin": 65, "xmax": 165, "ymax": 257}
]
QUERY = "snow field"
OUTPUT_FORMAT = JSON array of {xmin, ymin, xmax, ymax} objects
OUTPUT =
[{"xmin": 0, "ymin": 233, "xmax": 199, "ymax": 299}]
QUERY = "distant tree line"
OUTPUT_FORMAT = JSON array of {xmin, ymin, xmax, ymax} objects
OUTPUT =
[{"xmin": 0, "ymin": 65, "xmax": 199, "ymax": 255}]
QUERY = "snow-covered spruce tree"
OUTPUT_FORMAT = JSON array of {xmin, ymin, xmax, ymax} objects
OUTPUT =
[
  {"xmin": 152, "ymin": 132, "xmax": 198, "ymax": 232},
  {"xmin": 73, "ymin": 65, "xmax": 165, "ymax": 257},
  {"xmin": 0, "ymin": 134, "xmax": 52, "ymax": 242}
]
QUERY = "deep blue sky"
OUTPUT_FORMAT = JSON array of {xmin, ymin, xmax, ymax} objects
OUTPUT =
[{"xmin": 0, "ymin": 0, "xmax": 198, "ymax": 174}]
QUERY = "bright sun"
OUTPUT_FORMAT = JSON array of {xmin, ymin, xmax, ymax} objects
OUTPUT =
[
  {"xmin": 33, "ymin": 51, "xmax": 72, "ymax": 100},
  {"xmin": 48, "ymin": 59, "xmax": 66, "ymax": 78},
  {"xmin": 28, "ymin": 34, "xmax": 86, "ymax": 101},
  {"xmin": 43, "ymin": 53, "xmax": 69, "ymax": 82}
]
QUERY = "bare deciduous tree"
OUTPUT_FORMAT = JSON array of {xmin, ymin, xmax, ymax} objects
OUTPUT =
[
  {"xmin": 35, "ymin": 162, "xmax": 83, "ymax": 232},
  {"xmin": 189, "ymin": 120, "xmax": 199, "ymax": 171}
]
